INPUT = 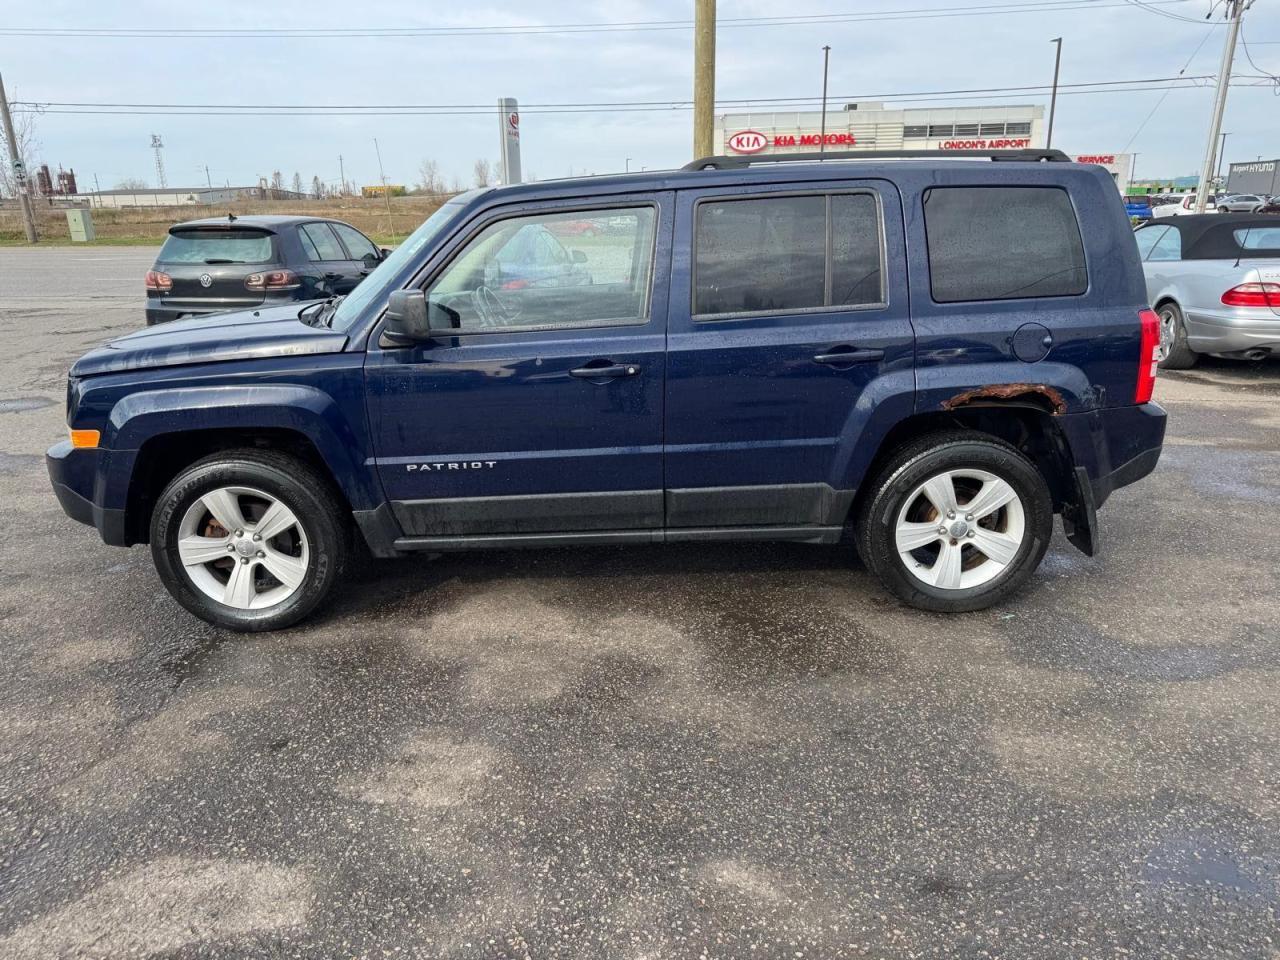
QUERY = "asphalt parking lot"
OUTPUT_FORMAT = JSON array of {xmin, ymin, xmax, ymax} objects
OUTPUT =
[{"xmin": 1, "ymin": 245, "xmax": 1278, "ymax": 959}]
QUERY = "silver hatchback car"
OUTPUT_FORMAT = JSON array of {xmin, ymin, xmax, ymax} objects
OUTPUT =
[{"xmin": 1134, "ymin": 215, "xmax": 1280, "ymax": 368}]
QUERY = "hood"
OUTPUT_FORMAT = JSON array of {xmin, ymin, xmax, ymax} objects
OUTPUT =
[{"xmin": 71, "ymin": 303, "xmax": 348, "ymax": 377}]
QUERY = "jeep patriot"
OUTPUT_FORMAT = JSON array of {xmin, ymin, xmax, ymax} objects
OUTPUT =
[{"xmin": 47, "ymin": 149, "xmax": 1167, "ymax": 630}]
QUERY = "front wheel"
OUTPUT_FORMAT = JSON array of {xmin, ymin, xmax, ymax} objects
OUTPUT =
[
  {"xmin": 150, "ymin": 450, "xmax": 348, "ymax": 631},
  {"xmin": 856, "ymin": 433, "xmax": 1054, "ymax": 612}
]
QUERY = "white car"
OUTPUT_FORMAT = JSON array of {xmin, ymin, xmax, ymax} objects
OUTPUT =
[{"xmin": 1151, "ymin": 193, "xmax": 1218, "ymax": 218}]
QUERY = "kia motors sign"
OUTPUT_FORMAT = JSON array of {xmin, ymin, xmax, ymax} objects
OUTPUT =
[
  {"xmin": 497, "ymin": 97, "xmax": 522, "ymax": 184},
  {"xmin": 726, "ymin": 130, "xmax": 769, "ymax": 154}
]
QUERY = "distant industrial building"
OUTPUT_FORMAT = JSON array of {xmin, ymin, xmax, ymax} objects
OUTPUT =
[{"xmin": 78, "ymin": 186, "xmax": 308, "ymax": 208}]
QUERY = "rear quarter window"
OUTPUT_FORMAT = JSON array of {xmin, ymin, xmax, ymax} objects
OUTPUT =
[
  {"xmin": 158, "ymin": 229, "xmax": 274, "ymax": 264},
  {"xmin": 923, "ymin": 186, "xmax": 1088, "ymax": 302}
]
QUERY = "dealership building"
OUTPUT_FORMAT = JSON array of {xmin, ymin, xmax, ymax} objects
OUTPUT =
[{"xmin": 714, "ymin": 102, "xmax": 1134, "ymax": 192}]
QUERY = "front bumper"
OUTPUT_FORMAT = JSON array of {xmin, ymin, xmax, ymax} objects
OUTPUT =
[{"xmin": 46, "ymin": 440, "xmax": 129, "ymax": 545}]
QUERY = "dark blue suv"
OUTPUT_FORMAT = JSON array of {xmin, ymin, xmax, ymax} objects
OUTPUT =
[{"xmin": 47, "ymin": 149, "xmax": 1167, "ymax": 631}]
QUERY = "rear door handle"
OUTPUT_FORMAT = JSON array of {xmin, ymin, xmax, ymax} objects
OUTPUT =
[
  {"xmin": 569, "ymin": 363, "xmax": 642, "ymax": 379},
  {"xmin": 813, "ymin": 347, "xmax": 884, "ymax": 366}
]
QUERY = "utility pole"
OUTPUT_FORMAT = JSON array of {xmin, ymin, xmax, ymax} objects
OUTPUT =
[
  {"xmin": 819, "ymin": 45, "xmax": 831, "ymax": 156},
  {"xmin": 373, "ymin": 137, "xmax": 395, "ymax": 239},
  {"xmin": 338, "ymin": 154, "xmax": 346, "ymax": 197},
  {"xmin": 204, "ymin": 164, "xmax": 212, "ymax": 188},
  {"xmin": 1046, "ymin": 38, "xmax": 1063, "ymax": 148},
  {"xmin": 93, "ymin": 172, "xmax": 101, "ymax": 207},
  {"xmin": 1194, "ymin": 0, "xmax": 1252, "ymax": 213},
  {"xmin": 693, "ymin": 0, "xmax": 715, "ymax": 159},
  {"xmin": 1215, "ymin": 131, "xmax": 1230, "ymax": 187},
  {"xmin": 0, "ymin": 72, "xmax": 37, "ymax": 242}
]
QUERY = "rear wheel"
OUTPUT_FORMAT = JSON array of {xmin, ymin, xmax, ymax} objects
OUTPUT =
[
  {"xmin": 856, "ymin": 433, "xmax": 1053, "ymax": 612},
  {"xmin": 150, "ymin": 450, "xmax": 347, "ymax": 631},
  {"xmin": 1156, "ymin": 301, "xmax": 1198, "ymax": 370}
]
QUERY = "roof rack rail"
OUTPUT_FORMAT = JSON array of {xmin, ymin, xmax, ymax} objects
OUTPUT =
[{"xmin": 683, "ymin": 148, "xmax": 1072, "ymax": 171}]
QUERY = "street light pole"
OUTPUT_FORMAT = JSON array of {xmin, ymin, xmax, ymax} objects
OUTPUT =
[
  {"xmin": 1046, "ymin": 37, "xmax": 1063, "ymax": 149},
  {"xmin": 819, "ymin": 45, "xmax": 831, "ymax": 156},
  {"xmin": 1194, "ymin": 0, "xmax": 1251, "ymax": 214}
]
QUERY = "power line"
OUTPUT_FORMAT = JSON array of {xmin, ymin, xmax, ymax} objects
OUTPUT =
[
  {"xmin": 0, "ymin": 0, "xmax": 1198, "ymax": 38},
  {"xmin": 11, "ymin": 74, "xmax": 1246, "ymax": 118},
  {"xmin": 1123, "ymin": 0, "xmax": 1216, "ymax": 23},
  {"xmin": 1120, "ymin": 26, "xmax": 1219, "ymax": 151}
]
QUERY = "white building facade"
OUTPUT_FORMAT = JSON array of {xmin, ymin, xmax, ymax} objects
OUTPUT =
[{"xmin": 714, "ymin": 102, "xmax": 1133, "ymax": 192}]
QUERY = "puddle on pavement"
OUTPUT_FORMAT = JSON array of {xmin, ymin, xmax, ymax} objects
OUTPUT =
[{"xmin": 0, "ymin": 397, "xmax": 53, "ymax": 413}]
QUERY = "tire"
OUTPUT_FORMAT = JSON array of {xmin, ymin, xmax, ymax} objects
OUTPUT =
[
  {"xmin": 1155, "ymin": 301, "xmax": 1198, "ymax": 370},
  {"xmin": 855, "ymin": 432, "xmax": 1053, "ymax": 613},
  {"xmin": 1217, "ymin": 206, "xmax": 1230, "ymax": 214},
  {"xmin": 150, "ymin": 449, "xmax": 348, "ymax": 631}
]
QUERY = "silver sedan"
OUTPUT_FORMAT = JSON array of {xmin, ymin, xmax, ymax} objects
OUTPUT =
[
  {"xmin": 1216, "ymin": 194, "xmax": 1269, "ymax": 213},
  {"xmin": 1135, "ymin": 215, "xmax": 1280, "ymax": 368}
]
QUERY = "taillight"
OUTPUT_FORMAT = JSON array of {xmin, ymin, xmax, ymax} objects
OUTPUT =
[
  {"xmin": 1221, "ymin": 283, "xmax": 1280, "ymax": 307},
  {"xmin": 245, "ymin": 270, "xmax": 300, "ymax": 291},
  {"xmin": 1136, "ymin": 308, "xmax": 1160, "ymax": 404},
  {"xmin": 144, "ymin": 270, "xmax": 172, "ymax": 292},
  {"xmin": 244, "ymin": 269, "xmax": 300, "ymax": 291}
]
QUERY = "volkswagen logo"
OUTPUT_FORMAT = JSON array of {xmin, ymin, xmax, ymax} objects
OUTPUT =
[{"xmin": 198, "ymin": 273, "xmax": 213, "ymax": 288}]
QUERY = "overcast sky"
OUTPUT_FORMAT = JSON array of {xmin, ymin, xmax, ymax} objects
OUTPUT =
[{"xmin": 3, "ymin": 0, "xmax": 1278, "ymax": 191}]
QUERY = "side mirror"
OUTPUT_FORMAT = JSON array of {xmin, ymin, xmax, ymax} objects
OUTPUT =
[
  {"xmin": 384, "ymin": 289, "xmax": 457, "ymax": 344},
  {"xmin": 362, "ymin": 251, "xmax": 380, "ymax": 268},
  {"xmin": 570, "ymin": 249, "xmax": 588, "ymax": 264},
  {"xmin": 379, "ymin": 247, "xmax": 392, "ymax": 258}
]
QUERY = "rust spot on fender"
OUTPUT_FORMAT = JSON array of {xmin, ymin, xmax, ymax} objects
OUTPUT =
[{"xmin": 941, "ymin": 383, "xmax": 1067, "ymax": 416}]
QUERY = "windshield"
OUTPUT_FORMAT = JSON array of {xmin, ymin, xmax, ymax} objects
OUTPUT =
[
  {"xmin": 159, "ymin": 229, "xmax": 274, "ymax": 264},
  {"xmin": 329, "ymin": 193, "xmax": 479, "ymax": 330}
]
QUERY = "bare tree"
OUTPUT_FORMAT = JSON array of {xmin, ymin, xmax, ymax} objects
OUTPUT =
[
  {"xmin": 417, "ymin": 158, "xmax": 443, "ymax": 195},
  {"xmin": 0, "ymin": 95, "xmax": 39, "ymax": 199},
  {"xmin": 449, "ymin": 174, "xmax": 464, "ymax": 194},
  {"xmin": 473, "ymin": 158, "xmax": 492, "ymax": 188},
  {"xmin": 270, "ymin": 170, "xmax": 284, "ymax": 195},
  {"xmin": 311, "ymin": 175, "xmax": 325, "ymax": 199},
  {"xmin": 114, "ymin": 177, "xmax": 148, "ymax": 190},
  {"xmin": 291, "ymin": 171, "xmax": 303, "ymax": 195}
]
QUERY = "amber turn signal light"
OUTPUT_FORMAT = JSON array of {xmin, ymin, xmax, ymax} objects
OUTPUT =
[{"xmin": 69, "ymin": 429, "xmax": 100, "ymax": 449}]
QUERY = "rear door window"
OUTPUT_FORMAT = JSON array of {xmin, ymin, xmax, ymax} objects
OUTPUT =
[
  {"xmin": 158, "ymin": 229, "xmax": 273, "ymax": 264},
  {"xmin": 693, "ymin": 192, "xmax": 884, "ymax": 317},
  {"xmin": 923, "ymin": 186, "xmax": 1088, "ymax": 302},
  {"xmin": 300, "ymin": 222, "xmax": 346, "ymax": 261}
]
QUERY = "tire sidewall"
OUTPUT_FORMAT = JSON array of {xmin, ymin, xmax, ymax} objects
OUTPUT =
[
  {"xmin": 1157, "ymin": 302, "xmax": 1197, "ymax": 370},
  {"xmin": 150, "ymin": 456, "xmax": 341, "ymax": 631},
  {"xmin": 865, "ymin": 441, "xmax": 1053, "ymax": 611}
]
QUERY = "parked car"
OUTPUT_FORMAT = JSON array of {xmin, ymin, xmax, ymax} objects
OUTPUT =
[
  {"xmin": 1134, "ymin": 214, "xmax": 1280, "ymax": 368},
  {"xmin": 1259, "ymin": 196, "xmax": 1280, "ymax": 214},
  {"xmin": 145, "ymin": 215, "xmax": 387, "ymax": 325},
  {"xmin": 1123, "ymin": 195, "xmax": 1154, "ymax": 221},
  {"xmin": 1215, "ymin": 194, "xmax": 1268, "ymax": 213},
  {"xmin": 48, "ymin": 148, "xmax": 1166, "ymax": 630},
  {"xmin": 1151, "ymin": 193, "xmax": 1217, "ymax": 218}
]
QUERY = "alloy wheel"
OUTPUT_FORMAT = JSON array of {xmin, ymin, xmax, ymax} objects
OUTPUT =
[
  {"xmin": 894, "ymin": 469, "xmax": 1026, "ymax": 591},
  {"xmin": 176, "ymin": 485, "xmax": 310, "ymax": 610}
]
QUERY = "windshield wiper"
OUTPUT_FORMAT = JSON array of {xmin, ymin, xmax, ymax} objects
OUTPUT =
[
  {"xmin": 203, "ymin": 258, "xmax": 241, "ymax": 264},
  {"xmin": 298, "ymin": 295, "xmax": 345, "ymax": 328}
]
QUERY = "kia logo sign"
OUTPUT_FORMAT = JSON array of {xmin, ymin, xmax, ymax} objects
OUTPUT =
[
  {"xmin": 726, "ymin": 130, "xmax": 768, "ymax": 154},
  {"xmin": 509, "ymin": 112, "xmax": 519, "ymax": 129}
]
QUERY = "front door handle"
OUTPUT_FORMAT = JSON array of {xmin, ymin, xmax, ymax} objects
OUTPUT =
[
  {"xmin": 324, "ymin": 271, "xmax": 342, "ymax": 280},
  {"xmin": 813, "ymin": 347, "xmax": 885, "ymax": 366},
  {"xmin": 569, "ymin": 362, "xmax": 641, "ymax": 379}
]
